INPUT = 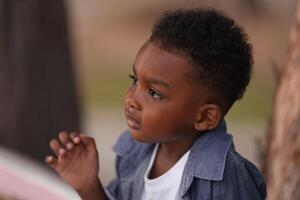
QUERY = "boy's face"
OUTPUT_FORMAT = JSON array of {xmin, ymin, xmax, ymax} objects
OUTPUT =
[{"xmin": 124, "ymin": 41, "xmax": 210, "ymax": 144}]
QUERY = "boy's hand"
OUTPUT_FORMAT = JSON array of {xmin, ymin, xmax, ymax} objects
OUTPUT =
[{"xmin": 45, "ymin": 132, "xmax": 99, "ymax": 193}]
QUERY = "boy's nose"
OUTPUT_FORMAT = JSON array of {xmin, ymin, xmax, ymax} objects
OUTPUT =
[{"xmin": 125, "ymin": 90, "xmax": 142, "ymax": 111}]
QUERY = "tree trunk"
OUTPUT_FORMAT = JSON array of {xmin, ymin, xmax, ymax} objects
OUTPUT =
[
  {"xmin": 264, "ymin": 1, "xmax": 300, "ymax": 199},
  {"xmin": 0, "ymin": 0, "xmax": 80, "ymax": 162}
]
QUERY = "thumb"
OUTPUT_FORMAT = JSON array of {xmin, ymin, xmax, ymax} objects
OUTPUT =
[{"xmin": 45, "ymin": 155, "xmax": 58, "ymax": 171}]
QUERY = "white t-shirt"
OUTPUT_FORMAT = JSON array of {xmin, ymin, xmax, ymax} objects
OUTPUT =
[{"xmin": 141, "ymin": 144, "xmax": 191, "ymax": 200}]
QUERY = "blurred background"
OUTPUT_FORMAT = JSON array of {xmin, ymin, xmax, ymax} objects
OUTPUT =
[{"xmin": 0, "ymin": 0, "xmax": 297, "ymax": 199}]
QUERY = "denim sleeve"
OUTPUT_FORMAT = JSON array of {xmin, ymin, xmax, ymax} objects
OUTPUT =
[
  {"xmin": 105, "ymin": 155, "xmax": 122, "ymax": 200},
  {"xmin": 105, "ymin": 130, "xmax": 134, "ymax": 200},
  {"xmin": 105, "ymin": 130, "xmax": 136, "ymax": 200},
  {"xmin": 218, "ymin": 151, "xmax": 267, "ymax": 200}
]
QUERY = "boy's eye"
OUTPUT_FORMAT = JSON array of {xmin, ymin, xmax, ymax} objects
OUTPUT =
[
  {"xmin": 129, "ymin": 74, "xmax": 137, "ymax": 85},
  {"xmin": 128, "ymin": 74, "xmax": 164, "ymax": 100},
  {"xmin": 148, "ymin": 88, "xmax": 163, "ymax": 100}
]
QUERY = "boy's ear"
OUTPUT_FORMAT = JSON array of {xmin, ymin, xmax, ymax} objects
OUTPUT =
[{"xmin": 194, "ymin": 104, "xmax": 222, "ymax": 131}]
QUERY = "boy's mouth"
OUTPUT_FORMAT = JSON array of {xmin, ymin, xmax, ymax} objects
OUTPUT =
[
  {"xmin": 127, "ymin": 118, "xmax": 141, "ymax": 130},
  {"xmin": 125, "ymin": 110, "xmax": 141, "ymax": 130}
]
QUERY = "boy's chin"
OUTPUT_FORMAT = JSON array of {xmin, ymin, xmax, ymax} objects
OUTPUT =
[{"xmin": 129, "ymin": 129, "xmax": 154, "ymax": 143}]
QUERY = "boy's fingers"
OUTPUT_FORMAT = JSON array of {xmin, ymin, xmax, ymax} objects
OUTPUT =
[
  {"xmin": 58, "ymin": 131, "xmax": 72, "ymax": 146},
  {"xmin": 70, "ymin": 132, "xmax": 78, "ymax": 139},
  {"xmin": 59, "ymin": 148, "xmax": 67, "ymax": 156},
  {"xmin": 80, "ymin": 134, "xmax": 96, "ymax": 147},
  {"xmin": 45, "ymin": 155, "xmax": 55, "ymax": 163},
  {"xmin": 49, "ymin": 139, "xmax": 61, "ymax": 156},
  {"xmin": 70, "ymin": 132, "xmax": 81, "ymax": 144},
  {"xmin": 45, "ymin": 155, "xmax": 58, "ymax": 169},
  {"xmin": 57, "ymin": 148, "xmax": 70, "ymax": 162},
  {"xmin": 66, "ymin": 142, "xmax": 74, "ymax": 150}
]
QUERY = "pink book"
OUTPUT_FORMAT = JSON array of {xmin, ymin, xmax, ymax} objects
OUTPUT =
[{"xmin": 0, "ymin": 147, "xmax": 79, "ymax": 200}]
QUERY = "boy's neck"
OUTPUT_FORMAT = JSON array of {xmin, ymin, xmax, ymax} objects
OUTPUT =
[{"xmin": 149, "ymin": 134, "xmax": 199, "ymax": 179}]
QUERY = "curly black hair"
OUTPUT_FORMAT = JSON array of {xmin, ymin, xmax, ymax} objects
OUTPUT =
[{"xmin": 150, "ymin": 8, "xmax": 253, "ymax": 112}]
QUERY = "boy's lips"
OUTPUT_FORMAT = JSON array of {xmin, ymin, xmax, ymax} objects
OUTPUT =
[
  {"xmin": 125, "ymin": 111, "xmax": 141, "ymax": 130},
  {"xmin": 127, "ymin": 118, "xmax": 141, "ymax": 129}
]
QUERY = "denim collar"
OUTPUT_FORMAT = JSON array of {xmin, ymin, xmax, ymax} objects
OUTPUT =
[
  {"xmin": 113, "ymin": 120, "xmax": 232, "ymax": 181},
  {"xmin": 187, "ymin": 120, "xmax": 232, "ymax": 181}
]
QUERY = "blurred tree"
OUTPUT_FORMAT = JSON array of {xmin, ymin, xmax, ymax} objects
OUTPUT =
[
  {"xmin": 264, "ymin": 1, "xmax": 300, "ymax": 199},
  {"xmin": 0, "ymin": 0, "xmax": 80, "ymax": 162}
]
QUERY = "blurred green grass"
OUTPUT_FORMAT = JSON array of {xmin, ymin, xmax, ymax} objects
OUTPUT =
[
  {"xmin": 80, "ymin": 68, "xmax": 131, "ymax": 109},
  {"xmin": 226, "ymin": 76, "xmax": 276, "ymax": 123}
]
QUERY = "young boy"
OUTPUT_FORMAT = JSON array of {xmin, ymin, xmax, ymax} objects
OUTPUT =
[{"xmin": 45, "ymin": 8, "xmax": 266, "ymax": 200}]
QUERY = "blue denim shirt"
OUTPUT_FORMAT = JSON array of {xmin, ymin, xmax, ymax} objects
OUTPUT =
[{"xmin": 106, "ymin": 121, "xmax": 267, "ymax": 200}]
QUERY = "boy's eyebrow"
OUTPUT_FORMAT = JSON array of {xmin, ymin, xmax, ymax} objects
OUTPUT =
[
  {"xmin": 132, "ymin": 64, "xmax": 171, "ymax": 89},
  {"xmin": 133, "ymin": 64, "xmax": 136, "ymax": 75},
  {"xmin": 148, "ymin": 77, "xmax": 171, "ymax": 90}
]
